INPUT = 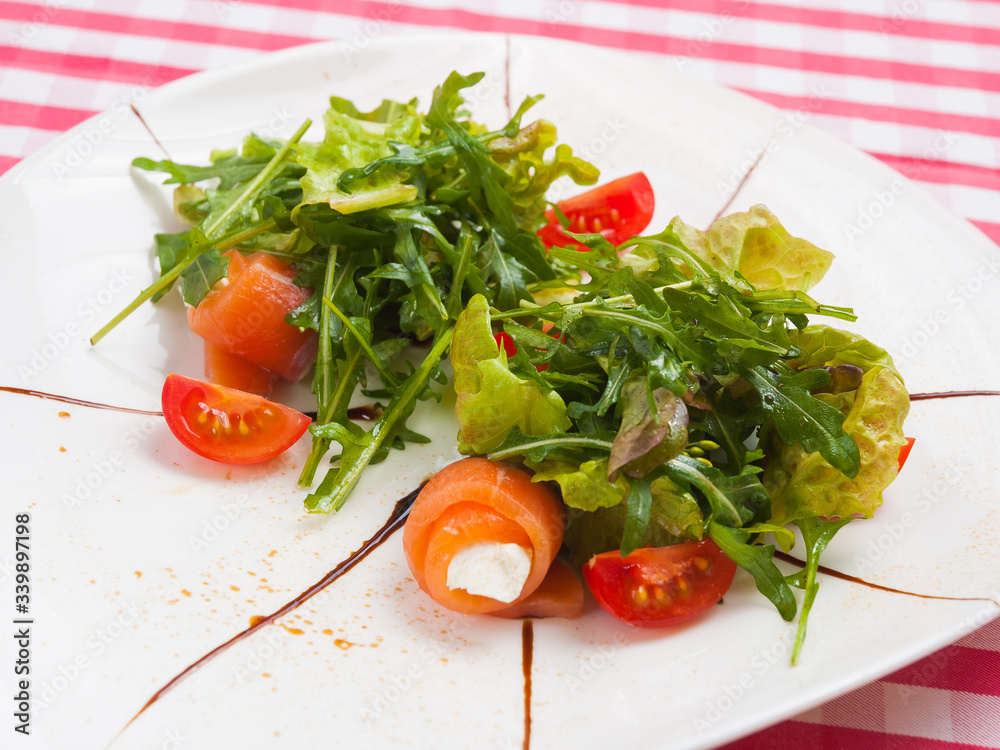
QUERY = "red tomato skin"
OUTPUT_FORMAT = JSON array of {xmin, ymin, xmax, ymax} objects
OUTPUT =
[
  {"xmin": 538, "ymin": 172, "xmax": 655, "ymax": 249},
  {"xmin": 187, "ymin": 251, "xmax": 317, "ymax": 383},
  {"xmin": 898, "ymin": 437, "xmax": 916, "ymax": 471},
  {"xmin": 582, "ymin": 541, "xmax": 737, "ymax": 628},
  {"xmin": 161, "ymin": 373, "xmax": 311, "ymax": 465}
]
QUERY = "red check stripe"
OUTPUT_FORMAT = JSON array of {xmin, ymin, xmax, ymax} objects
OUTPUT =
[
  {"xmin": 873, "ymin": 153, "xmax": 1000, "ymax": 191},
  {"xmin": 233, "ymin": 0, "xmax": 1000, "ymax": 92},
  {"xmin": 740, "ymin": 89, "xmax": 1000, "ymax": 141},
  {"xmin": 0, "ymin": 1, "xmax": 314, "ymax": 51},
  {"xmin": 601, "ymin": 0, "xmax": 1000, "ymax": 45},
  {"xmin": 0, "ymin": 100, "xmax": 95, "ymax": 132},
  {"xmin": 882, "ymin": 646, "xmax": 1000, "ymax": 697},
  {"xmin": 0, "ymin": 46, "xmax": 195, "ymax": 85},
  {"xmin": 722, "ymin": 722, "xmax": 990, "ymax": 750}
]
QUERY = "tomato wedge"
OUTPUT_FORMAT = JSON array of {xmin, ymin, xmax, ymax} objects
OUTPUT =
[
  {"xmin": 898, "ymin": 437, "xmax": 916, "ymax": 471},
  {"xmin": 161, "ymin": 373, "xmax": 311, "ymax": 465},
  {"xmin": 537, "ymin": 172, "xmax": 654, "ymax": 249},
  {"xmin": 582, "ymin": 541, "xmax": 737, "ymax": 628}
]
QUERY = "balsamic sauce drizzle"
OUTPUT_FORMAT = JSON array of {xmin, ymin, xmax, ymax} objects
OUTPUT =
[
  {"xmin": 910, "ymin": 390, "xmax": 1000, "ymax": 401},
  {"xmin": 0, "ymin": 386, "xmax": 163, "ymax": 416},
  {"xmin": 774, "ymin": 552, "xmax": 1000, "ymax": 606},
  {"xmin": 3, "ymin": 383, "xmax": 996, "ymax": 744},
  {"xmin": 521, "ymin": 620, "xmax": 534, "ymax": 750},
  {"xmin": 111, "ymin": 487, "xmax": 421, "ymax": 743}
]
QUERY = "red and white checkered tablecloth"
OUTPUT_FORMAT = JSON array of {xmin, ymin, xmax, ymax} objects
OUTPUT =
[{"xmin": 3, "ymin": 1, "xmax": 997, "ymax": 747}]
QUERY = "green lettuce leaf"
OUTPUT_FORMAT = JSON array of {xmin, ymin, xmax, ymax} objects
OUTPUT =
[
  {"xmin": 563, "ymin": 475, "xmax": 704, "ymax": 565},
  {"xmin": 609, "ymin": 375, "xmax": 689, "ymax": 479},
  {"xmin": 488, "ymin": 119, "xmax": 599, "ymax": 227},
  {"xmin": 295, "ymin": 101, "xmax": 423, "ymax": 213},
  {"xmin": 529, "ymin": 457, "xmax": 629, "ymax": 511},
  {"xmin": 672, "ymin": 204, "xmax": 834, "ymax": 292},
  {"xmin": 452, "ymin": 294, "xmax": 571, "ymax": 453},
  {"xmin": 763, "ymin": 326, "xmax": 910, "ymax": 526}
]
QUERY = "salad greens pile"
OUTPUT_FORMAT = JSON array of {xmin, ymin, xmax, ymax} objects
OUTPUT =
[
  {"xmin": 98, "ymin": 70, "xmax": 909, "ymax": 662},
  {"xmin": 451, "ymin": 208, "xmax": 909, "ymax": 661},
  {"xmin": 95, "ymin": 71, "xmax": 598, "ymax": 512}
]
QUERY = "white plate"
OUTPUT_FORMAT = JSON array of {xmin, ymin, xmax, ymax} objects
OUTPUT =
[{"xmin": 1, "ymin": 33, "xmax": 999, "ymax": 750}]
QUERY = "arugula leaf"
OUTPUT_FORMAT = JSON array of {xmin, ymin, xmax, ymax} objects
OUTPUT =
[
  {"xmin": 740, "ymin": 364, "xmax": 861, "ymax": 478},
  {"xmin": 709, "ymin": 522, "xmax": 797, "ymax": 621},
  {"xmin": 179, "ymin": 248, "xmax": 229, "ymax": 306},
  {"xmin": 621, "ymin": 475, "xmax": 654, "ymax": 556},
  {"xmin": 787, "ymin": 517, "xmax": 852, "ymax": 664}
]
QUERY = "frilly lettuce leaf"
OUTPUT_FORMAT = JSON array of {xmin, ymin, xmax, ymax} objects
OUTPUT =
[
  {"xmin": 489, "ymin": 120, "xmax": 599, "ymax": 227},
  {"xmin": 528, "ymin": 457, "xmax": 629, "ymax": 511},
  {"xmin": 763, "ymin": 325, "xmax": 909, "ymax": 525},
  {"xmin": 295, "ymin": 100, "xmax": 422, "ymax": 213},
  {"xmin": 562, "ymin": 475, "xmax": 704, "ymax": 565},
  {"xmin": 672, "ymin": 204, "xmax": 834, "ymax": 292},
  {"xmin": 452, "ymin": 294, "xmax": 571, "ymax": 453}
]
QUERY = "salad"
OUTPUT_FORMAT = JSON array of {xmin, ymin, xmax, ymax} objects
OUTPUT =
[{"xmin": 96, "ymin": 71, "xmax": 911, "ymax": 663}]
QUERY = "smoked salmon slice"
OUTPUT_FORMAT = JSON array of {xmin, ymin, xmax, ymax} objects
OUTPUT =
[
  {"xmin": 187, "ymin": 250, "xmax": 317, "ymax": 383},
  {"xmin": 403, "ymin": 458, "xmax": 565, "ymax": 615},
  {"xmin": 203, "ymin": 341, "xmax": 279, "ymax": 398},
  {"xmin": 490, "ymin": 560, "xmax": 584, "ymax": 619}
]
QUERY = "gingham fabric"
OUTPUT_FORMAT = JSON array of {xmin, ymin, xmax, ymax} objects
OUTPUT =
[{"xmin": 3, "ymin": 1, "xmax": 998, "ymax": 747}]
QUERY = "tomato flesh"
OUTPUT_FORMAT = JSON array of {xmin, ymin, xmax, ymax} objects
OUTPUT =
[
  {"xmin": 898, "ymin": 437, "xmax": 916, "ymax": 471},
  {"xmin": 161, "ymin": 373, "xmax": 311, "ymax": 465},
  {"xmin": 187, "ymin": 250, "xmax": 317, "ymax": 383},
  {"xmin": 582, "ymin": 541, "xmax": 737, "ymax": 627},
  {"xmin": 538, "ymin": 172, "xmax": 655, "ymax": 249}
]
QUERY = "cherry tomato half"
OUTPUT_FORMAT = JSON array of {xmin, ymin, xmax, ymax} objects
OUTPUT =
[
  {"xmin": 898, "ymin": 437, "xmax": 916, "ymax": 471},
  {"xmin": 161, "ymin": 373, "xmax": 311, "ymax": 465},
  {"xmin": 582, "ymin": 541, "xmax": 737, "ymax": 628},
  {"xmin": 537, "ymin": 172, "xmax": 655, "ymax": 250}
]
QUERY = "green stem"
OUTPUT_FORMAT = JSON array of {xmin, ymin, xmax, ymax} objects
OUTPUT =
[
  {"xmin": 445, "ymin": 227, "xmax": 475, "ymax": 319},
  {"xmin": 487, "ymin": 435, "xmax": 613, "ymax": 462},
  {"xmin": 322, "ymin": 298, "xmax": 400, "ymax": 389},
  {"xmin": 204, "ymin": 119, "xmax": 312, "ymax": 237},
  {"xmin": 308, "ymin": 328, "xmax": 453, "ymax": 513},
  {"xmin": 317, "ymin": 248, "xmax": 339, "ymax": 409},
  {"xmin": 90, "ymin": 218, "xmax": 276, "ymax": 345}
]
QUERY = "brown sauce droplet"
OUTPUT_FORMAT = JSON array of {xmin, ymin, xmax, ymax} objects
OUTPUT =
[
  {"xmin": 0, "ymin": 385, "xmax": 163, "ymax": 416},
  {"xmin": 114, "ymin": 486, "xmax": 422, "ymax": 739},
  {"xmin": 522, "ymin": 620, "xmax": 533, "ymax": 750},
  {"xmin": 333, "ymin": 639, "xmax": 357, "ymax": 650},
  {"xmin": 774, "ymin": 552, "xmax": 999, "ymax": 605}
]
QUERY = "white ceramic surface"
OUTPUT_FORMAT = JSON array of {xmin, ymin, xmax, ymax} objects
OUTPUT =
[{"xmin": 0, "ymin": 33, "xmax": 998, "ymax": 750}]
